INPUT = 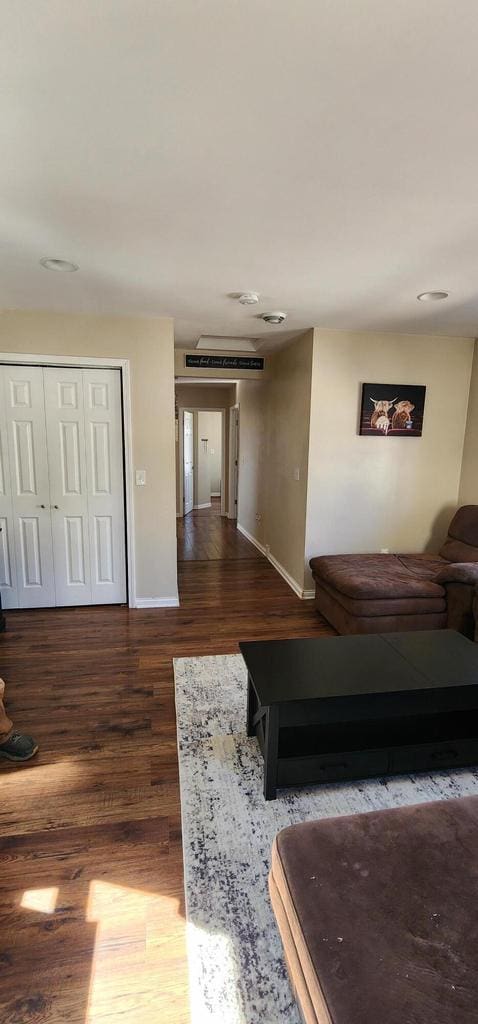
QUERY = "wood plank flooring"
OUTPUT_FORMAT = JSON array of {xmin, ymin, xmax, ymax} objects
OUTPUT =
[
  {"xmin": 177, "ymin": 498, "xmax": 261, "ymax": 561},
  {"xmin": 0, "ymin": 519, "xmax": 330, "ymax": 1024}
]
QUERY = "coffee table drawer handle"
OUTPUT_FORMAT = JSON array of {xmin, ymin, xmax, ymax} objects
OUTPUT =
[
  {"xmin": 431, "ymin": 748, "xmax": 458, "ymax": 761},
  {"xmin": 319, "ymin": 761, "xmax": 347, "ymax": 771}
]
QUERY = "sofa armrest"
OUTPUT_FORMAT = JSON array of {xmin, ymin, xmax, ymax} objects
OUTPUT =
[{"xmin": 435, "ymin": 562, "xmax": 478, "ymax": 586}]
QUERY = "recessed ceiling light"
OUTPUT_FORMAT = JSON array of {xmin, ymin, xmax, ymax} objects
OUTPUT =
[
  {"xmin": 238, "ymin": 292, "xmax": 259, "ymax": 305},
  {"xmin": 40, "ymin": 257, "xmax": 79, "ymax": 272},
  {"xmin": 417, "ymin": 291, "xmax": 448, "ymax": 302}
]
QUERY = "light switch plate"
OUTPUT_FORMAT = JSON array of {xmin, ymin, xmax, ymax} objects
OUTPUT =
[{"xmin": 135, "ymin": 469, "xmax": 146, "ymax": 486}]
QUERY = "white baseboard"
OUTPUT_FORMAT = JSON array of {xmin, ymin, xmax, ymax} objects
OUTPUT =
[
  {"xmin": 266, "ymin": 551, "xmax": 305, "ymax": 599},
  {"xmin": 134, "ymin": 595, "xmax": 180, "ymax": 608},
  {"xmin": 237, "ymin": 523, "xmax": 312, "ymax": 600},
  {"xmin": 194, "ymin": 502, "xmax": 211, "ymax": 509},
  {"xmin": 211, "ymin": 492, "xmax": 221, "ymax": 497},
  {"xmin": 237, "ymin": 522, "xmax": 267, "ymax": 555}
]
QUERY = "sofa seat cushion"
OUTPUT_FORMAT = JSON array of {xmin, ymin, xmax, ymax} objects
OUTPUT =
[
  {"xmin": 270, "ymin": 796, "xmax": 478, "ymax": 1024},
  {"xmin": 309, "ymin": 553, "xmax": 446, "ymax": 601},
  {"xmin": 317, "ymin": 576, "xmax": 446, "ymax": 617}
]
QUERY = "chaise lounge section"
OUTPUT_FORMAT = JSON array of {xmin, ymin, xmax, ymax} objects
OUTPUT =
[{"xmin": 309, "ymin": 505, "xmax": 478, "ymax": 636}]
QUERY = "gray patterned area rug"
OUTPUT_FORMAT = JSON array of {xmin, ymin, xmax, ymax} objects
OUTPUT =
[{"xmin": 174, "ymin": 653, "xmax": 478, "ymax": 1024}]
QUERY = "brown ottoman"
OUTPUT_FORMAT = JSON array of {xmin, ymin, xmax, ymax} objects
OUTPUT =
[{"xmin": 269, "ymin": 796, "xmax": 478, "ymax": 1024}]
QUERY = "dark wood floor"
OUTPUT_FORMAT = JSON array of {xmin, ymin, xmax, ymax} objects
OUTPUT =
[
  {"xmin": 177, "ymin": 498, "xmax": 262, "ymax": 561},
  {"xmin": 0, "ymin": 522, "xmax": 330, "ymax": 1024}
]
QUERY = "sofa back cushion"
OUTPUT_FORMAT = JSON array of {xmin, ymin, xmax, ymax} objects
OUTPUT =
[{"xmin": 440, "ymin": 505, "xmax": 478, "ymax": 562}]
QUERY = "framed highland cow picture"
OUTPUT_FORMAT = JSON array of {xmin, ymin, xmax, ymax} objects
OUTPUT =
[{"xmin": 359, "ymin": 383, "xmax": 426, "ymax": 437}]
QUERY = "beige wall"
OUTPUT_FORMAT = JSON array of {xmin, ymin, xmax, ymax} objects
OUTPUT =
[
  {"xmin": 236, "ymin": 380, "xmax": 268, "ymax": 545},
  {"xmin": 265, "ymin": 331, "xmax": 314, "ymax": 588},
  {"xmin": 305, "ymin": 328, "xmax": 474, "ymax": 588},
  {"xmin": 459, "ymin": 339, "xmax": 478, "ymax": 505},
  {"xmin": 196, "ymin": 412, "xmax": 211, "ymax": 505},
  {"xmin": 236, "ymin": 331, "xmax": 314, "ymax": 591},
  {"xmin": 175, "ymin": 384, "xmax": 235, "ymax": 409},
  {"xmin": 199, "ymin": 411, "xmax": 222, "ymax": 494},
  {"xmin": 0, "ymin": 310, "xmax": 177, "ymax": 604}
]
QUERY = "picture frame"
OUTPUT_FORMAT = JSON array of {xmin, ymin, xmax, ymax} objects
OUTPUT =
[{"xmin": 359, "ymin": 383, "xmax": 426, "ymax": 437}]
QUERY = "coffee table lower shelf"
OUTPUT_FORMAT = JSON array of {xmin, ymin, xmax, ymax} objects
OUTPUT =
[{"xmin": 250, "ymin": 701, "xmax": 478, "ymax": 799}]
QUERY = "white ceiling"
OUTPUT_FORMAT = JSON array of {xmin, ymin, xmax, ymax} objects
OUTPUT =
[{"xmin": 2, "ymin": 1, "xmax": 478, "ymax": 351}]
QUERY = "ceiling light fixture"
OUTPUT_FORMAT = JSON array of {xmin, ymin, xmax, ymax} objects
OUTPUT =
[
  {"xmin": 238, "ymin": 292, "xmax": 259, "ymax": 305},
  {"xmin": 417, "ymin": 291, "xmax": 448, "ymax": 302},
  {"xmin": 40, "ymin": 257, "xmax": 79, "ymax": 272},
  {"xmin": 262, "ymin": 311, "xmax": 287, "ymax": 325}
]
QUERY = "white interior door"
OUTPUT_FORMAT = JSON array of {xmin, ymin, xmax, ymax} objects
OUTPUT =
[
  {"xmin": 2, "ymin": 365, "xmax": 55, "ymax": 607},
  {"xmin": 0, "ymin": 376, "xmax": 18, "ymax": 608},
  {"xmin": 0, "ymin": 364, "xmax": 127, "ymax": 610},
  {"xmin": 183, "ymin": 411, "xmax": 194, "ymax": 515},
  {"xmin": 83, "ymin": 369, "xmax": 126, "ymax": 604},
  {"xmin": 44, "ymin": 367, "xmax": 92, "ymax": 606}
]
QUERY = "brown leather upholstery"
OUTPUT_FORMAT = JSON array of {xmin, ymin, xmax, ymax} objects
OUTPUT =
[
  {"xmin": 314, "ymin": 582, "xmax": 447, "ymax": 635},
  {"xmin": 269, "ymin": 796, "xmax": 478, "ymax": 1024},
  {"xmin": 309, "ymin": 554, "xmax": 446, "ymax": 601},
  {"xmin": 317, "ymin": 575, "xmax": 446, "ymax": 616},
  {"xmin": 309, "ymin": 505, "xmax": 478, "ymax": 636},
  {"xmin": 439, "ymin": 504, "xmax": 478, "ymax": 558}
]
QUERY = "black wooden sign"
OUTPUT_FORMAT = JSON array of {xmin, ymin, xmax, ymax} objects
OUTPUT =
[{"xmin": 185, "ymin": 354, "xmax": 264, "ymax": 370}]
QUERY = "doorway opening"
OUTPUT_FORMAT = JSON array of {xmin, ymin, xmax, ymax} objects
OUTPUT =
[
  {"xmin": 196, "ymin": 409, "xmax": 224, "ymax": 512},
  {"xmin": 175, "ymin": 380, "xmax": 259, "ymax": 563},
  {"xmin": 179, "ymin": 407, "xmax": 227, "ymax": 518}
]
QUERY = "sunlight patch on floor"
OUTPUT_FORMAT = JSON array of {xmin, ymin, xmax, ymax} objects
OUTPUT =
[
  {"xmin": 186, "ymin": 919, "xmax": 242, "ymax": 1024},
  {"xmin": 1, "ymin": 758, "xmax": 79, "ymax": 792},
  {"xmin": 21, "ymin": 886, "xmax": 59, "ymax": 914},
  {"xmin": 85, "ymin": 880, "xmax": 182, "ymax": 1023}
]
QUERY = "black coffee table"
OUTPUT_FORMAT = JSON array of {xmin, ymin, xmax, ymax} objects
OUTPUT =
[{"xmin": 239, "ymin": 630, "xmax": 478, "ymax": 799}]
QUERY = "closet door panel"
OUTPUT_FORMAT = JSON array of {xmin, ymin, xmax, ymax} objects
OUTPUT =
[
  {"xmin": 44, "ymin": 367, "xmax": 92, "ymax": 606},
  {"xmin": 83, "ymin": 369, "xmax": 126, "ymax": 603},
  {"xmin": 0, "ymin": 370, "xmax": 19, "ymax": 607},
  {"xmin": 3, "ymin": 365, "xmax": 55, "ymax": 607}
]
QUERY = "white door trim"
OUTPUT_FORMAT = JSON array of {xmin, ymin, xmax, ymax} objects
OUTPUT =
[{"xmin": 0, "ymin": 351, "xmax": 135, "ymax": 608}]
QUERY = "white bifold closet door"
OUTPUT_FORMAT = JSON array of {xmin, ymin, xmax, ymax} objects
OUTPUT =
[
  {"xmin": 0, "ymin": 365, "xmax": 126, "ymax": 608},
  {"xmin": 0, "ymin": 366, "xmax": 54, "ymax": 608}
]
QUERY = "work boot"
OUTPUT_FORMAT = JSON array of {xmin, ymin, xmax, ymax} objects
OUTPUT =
[{"xmin": 0, "ymin": 732, "xmax": 39, "ymax": 762}]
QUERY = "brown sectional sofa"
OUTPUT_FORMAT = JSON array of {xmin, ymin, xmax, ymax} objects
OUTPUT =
[
  {"xmin": 309, "ymin": 505, "xmax": 478, "ymax": 636},
  {"xmin": 269, "ymin": 795, "xmax": 478, "ymax": 1024}
]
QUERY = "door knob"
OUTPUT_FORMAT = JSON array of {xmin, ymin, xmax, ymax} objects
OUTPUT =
[
  {"xmin": 51, "ymin": 505, "xmax": 60, "ymax": 510},
  {"xmin": 36, "ymin": 504, "xmax": 46, "ymax": 509}
]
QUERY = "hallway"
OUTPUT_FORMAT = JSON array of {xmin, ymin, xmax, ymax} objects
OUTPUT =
[{"xmin": 177, "ymin": 499, "xmax": 262, "ymax": 562}]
